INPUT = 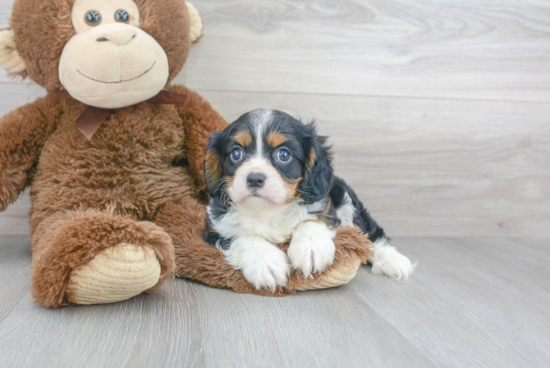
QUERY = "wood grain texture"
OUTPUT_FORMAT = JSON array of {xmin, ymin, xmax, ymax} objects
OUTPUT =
[
  {"xmin": 173, "ymin": 0, "xmax": 550, "ymax": 102},
  {"xmin": 3, "ymin": 0, "xmax": 550, "ymax": 102},
  {"xmin": 0, "ymin": 0, "xmax": 549, "ymax": 237},
  {"xmin": 358, "ymin": 237, "xmax": 550, "ymax": 367},
  {"xmin": 1, "ymin": 87, "xmax": 549, "ymax": 237},
  {"xmin": 1, "ymin": 1, "xmax": 550, "ymax": 367},
  {"xmin": 0, "ymin": 235, "xmax": 549, "ymax": 367},
  {"xmin": 193, "ymin": 90, "xmax": 550, "ymax": 237},
  {"xmin": 0, "ymin": 236, "xmax": 32, "ymax": 324}
]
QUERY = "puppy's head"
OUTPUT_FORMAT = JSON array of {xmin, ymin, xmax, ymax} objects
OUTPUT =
[{"xmin": 205, "ymin": 109, "xmax": 333, "ymax": 208}]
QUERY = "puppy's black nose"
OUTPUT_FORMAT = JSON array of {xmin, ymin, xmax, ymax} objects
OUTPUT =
[{"xmin": 247, "ymin": 173, "xmax": 266, "ymax": 188}]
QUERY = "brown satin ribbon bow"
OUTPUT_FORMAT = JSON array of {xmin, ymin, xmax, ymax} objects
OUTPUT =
[{"xmin": 75, "ymin": 90, "xmax": 189, "ymax": 140}]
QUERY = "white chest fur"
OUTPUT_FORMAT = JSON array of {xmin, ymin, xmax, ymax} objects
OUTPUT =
[{"xmin": 208, "ymin": 201, "xmax": 320, "ymax": 244}]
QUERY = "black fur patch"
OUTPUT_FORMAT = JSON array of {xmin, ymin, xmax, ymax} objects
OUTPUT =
[
  {"xmin": 203, "ymin": 109, "xmax": 387, "ymax": 248},
  {"xmin": 330, "ymin": 176, "xmax": 386, "ymax": 242}
]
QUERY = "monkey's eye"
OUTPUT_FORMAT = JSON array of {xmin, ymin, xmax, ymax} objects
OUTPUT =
[
  {"xmin": 85, "ymin": 10, "xmax": 102, "ymax": 26},
  {"xmin": 231, "ymin": 148, "xmax": 244, "ymax": 163},
  {"xmin": 115, "ymin": 9, "xmax": 130, "ymax": 23},
  {"xmin": 276, "ymin": 148, "xmax": 292, "ymax": 163}
]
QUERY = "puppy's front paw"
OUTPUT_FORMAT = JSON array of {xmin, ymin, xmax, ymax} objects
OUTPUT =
[
  {"xmin": 224, "ymin": 237, "xmax": 290, "ymax": 293},
  {"xmin": 371, "ymin": 245, "xmax": 416, "ymax": 279},
  {"xmin": 241, "ymin": 253, "xmax": 290, "ymax": 293},
  {"xmin": 288, "ymin": 221, "xmax": 336, "ymax": 277}
]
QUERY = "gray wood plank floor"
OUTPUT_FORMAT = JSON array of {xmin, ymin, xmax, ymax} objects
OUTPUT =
[
  {"xmin": 0, "ymin": 235, "xmax": 549, "ymax": 368},
  {"xmin": 0, "ymin": 0, "xmax": 549, "ymax": 367}
]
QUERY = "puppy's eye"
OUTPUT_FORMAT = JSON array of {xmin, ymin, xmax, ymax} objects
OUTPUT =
[
  {"xmin": 115, "ymin": 9, "xmax": 130, "ymax": 23},
  {"xmin": 231, "ymin": 148, "xmax": 244, "ymax": 163},
  {"xmin": 277, "ymin": 148, "xmax": 292, "ymax": 163},
  {"xmin": 85, "ymin": 10, "xmax": 102, "ymax": 26}
]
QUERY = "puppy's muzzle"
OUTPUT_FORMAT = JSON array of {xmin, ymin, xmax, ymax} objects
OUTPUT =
[{"xmin": 247, "ymin": 172, "xmax": 266, "ymax": 189}]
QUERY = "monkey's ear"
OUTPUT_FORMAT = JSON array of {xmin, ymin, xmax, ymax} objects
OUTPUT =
[
  {"xmin": 186, "ymin": 2, "xmax": 203, "ymax": 43},
  {"xmin": 0, "ymin": 30, "xmax": 26, "ymax": 74}
]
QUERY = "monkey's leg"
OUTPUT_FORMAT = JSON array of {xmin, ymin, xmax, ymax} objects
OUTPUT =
[
  {"xmin": 156, "ymin": 197, "xmax": 372, "ymax": 296},
  {"xmin": 31, "ymin": 209, "xmax": 174, "ymax": 308},
  {"xmin": 153, "ymin": 196, "xmax": 269, "ymax": 294}
]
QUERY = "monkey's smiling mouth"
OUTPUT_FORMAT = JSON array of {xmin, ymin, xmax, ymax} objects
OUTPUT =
[{"xmin": 77, "ymin": 61, "xmax": 156, "ymax": 84}]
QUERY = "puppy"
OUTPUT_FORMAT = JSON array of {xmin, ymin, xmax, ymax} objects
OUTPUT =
[{"xmin": 203, "ymin": 109, "xmax": 415, "ymax": 292}]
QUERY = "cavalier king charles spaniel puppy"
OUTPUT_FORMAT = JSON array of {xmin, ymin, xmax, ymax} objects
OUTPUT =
[{"xmin": 203, "ymin": 109, "xmax": 415, "ymax": 292}]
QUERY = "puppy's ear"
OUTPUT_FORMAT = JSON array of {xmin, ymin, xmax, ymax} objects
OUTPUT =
[
  {"xmin": 204, "ymin": 131, "xmax": 226, "ymax": 197},
  {"xmin": 298, "ymin": 123, "xmax": 334, "ymax": 204}
]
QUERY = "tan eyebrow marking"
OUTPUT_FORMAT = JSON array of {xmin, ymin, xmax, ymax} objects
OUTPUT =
[
  {"xmin": 266, "ymin": 131, "xmax": 288, "ymax": 148},
  {"xmin": 234, "ymin": 131, "xmax": 253, "ymax": 147}
]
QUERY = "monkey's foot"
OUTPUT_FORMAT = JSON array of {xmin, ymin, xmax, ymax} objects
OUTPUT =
[{"xmin": 65, "ymin": 243, "xmax": 161, "ymax": 305}]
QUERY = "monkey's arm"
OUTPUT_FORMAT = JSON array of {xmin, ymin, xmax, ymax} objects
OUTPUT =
[
  {"xmin": 170, "ymin": 85, "xmax": 228, "ymax": 192},
  {"xmin": 0, "ymin": 95, "xmax": 61, "ymax": 211}
]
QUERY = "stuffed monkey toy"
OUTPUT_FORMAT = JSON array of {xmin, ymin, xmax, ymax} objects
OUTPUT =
[{"xmin": 0, "ymin": 0, "xmax": 372, "ymax": 308}]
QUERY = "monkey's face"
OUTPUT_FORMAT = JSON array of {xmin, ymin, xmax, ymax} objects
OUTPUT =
[{"xmin": 59, "ymin": 0, "xmax": 170, "ymax": 108}]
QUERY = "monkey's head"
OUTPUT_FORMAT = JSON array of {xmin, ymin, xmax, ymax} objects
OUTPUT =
[{"xmin": 0, "ymin": 0, "xmax": 203, "ymax": 108}]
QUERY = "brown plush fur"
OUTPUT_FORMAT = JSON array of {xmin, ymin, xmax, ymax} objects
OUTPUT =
[
  {"xmin": 0, "ymin": 0, "xmax": 373, "ymax": 307},
  {"xmin": 32, "ymin": 208, "xmax": 174, "ymax": 308},
  {"xmin": 0, "ymin": 94, "xmax": 62, "ymax": 211},
  {"xmin": 171, "ymin": 84, "xmax": 228, "ymax": 192},
  {"xmin": 0, "ymin": 80, "xmax": 226, "ymax": 308},
  {"xmin": 155, "ymin": 197, "xmax": 373, "ymax": 296}
]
